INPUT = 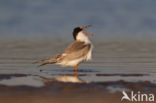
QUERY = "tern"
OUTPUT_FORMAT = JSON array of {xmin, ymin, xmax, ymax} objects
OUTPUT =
[{"xmin": 34, "ymin": 25, "xmax": 93, "ymax": 71}]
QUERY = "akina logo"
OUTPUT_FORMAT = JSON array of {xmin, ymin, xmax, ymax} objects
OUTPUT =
[{"xmin": 121, "ymin": 91, "xmax": 155, "ymax": 102}]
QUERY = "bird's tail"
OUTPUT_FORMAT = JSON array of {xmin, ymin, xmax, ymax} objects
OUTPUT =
[{"xmin": 33, "ymin": 57, "xmax": 56, "ymax": 67}]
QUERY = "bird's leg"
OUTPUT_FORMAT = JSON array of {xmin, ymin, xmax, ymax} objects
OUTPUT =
[
  {"xmin": 74, "ymin": 65, "xmax": 78, "ymax": 76},
  {"xmin": 74, "ymin": 65, "xmax": 78, "ymax": 71}
]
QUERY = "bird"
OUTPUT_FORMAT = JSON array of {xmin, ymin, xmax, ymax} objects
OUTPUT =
[{"xmin": 34, "ymin": 25, "xmax": 93, "ymax": 72}]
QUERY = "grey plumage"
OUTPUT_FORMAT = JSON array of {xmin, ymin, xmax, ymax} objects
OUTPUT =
[
  {"xmin": 34, "ymin": 25, "xmax": 93, "ymax": 69},
  {"xmin": 34, "ymin": 41, "xmax": 91, "ymax": 67}
]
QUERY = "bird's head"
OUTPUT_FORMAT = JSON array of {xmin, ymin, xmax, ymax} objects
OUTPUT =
[{"xmin": 73, "ymin": 25, "xmax": 92, "ymax": 40}]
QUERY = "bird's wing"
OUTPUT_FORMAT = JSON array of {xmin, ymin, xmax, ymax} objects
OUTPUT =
[
  {"xmin": 59, "ymin": 41, "xmax": 91, "ymax": 61},
  {"xmin": 34, "ymin": 41, "xmax": 91, "ymax": 66},
  {"xmin": 64, "ymin": 41, "xmax": 89, "ymax": 53},
  {"xmin": 33, "ymin": 54, "xmax": 62, "ymax": 67}
]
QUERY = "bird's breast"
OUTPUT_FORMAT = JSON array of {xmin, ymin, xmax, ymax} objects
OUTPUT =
[{"xmin": 86, "ymin": 44, "xmax": 93, "ymax": 61}]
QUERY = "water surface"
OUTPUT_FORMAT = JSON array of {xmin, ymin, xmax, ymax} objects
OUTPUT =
[{"xmin": 0, "ymin": 37, "xmax": 156, "ymax": 103}]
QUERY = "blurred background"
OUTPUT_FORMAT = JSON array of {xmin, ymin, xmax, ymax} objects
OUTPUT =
[{"xmin": 0, "ymin": 0, "xmax": 156, "ymax": 40}]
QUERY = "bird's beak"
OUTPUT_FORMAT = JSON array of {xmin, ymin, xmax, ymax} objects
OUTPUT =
[
  {"xmin": 80, "ymin": 25, "xmax": 92, "ymax": 36},
  {"xmin": 84, "ymin": 33, "xmax": 93, "ymax": 36},
  {"xmin": 80, "ymin": 25, "xmax": 91, "ymax": 30}
]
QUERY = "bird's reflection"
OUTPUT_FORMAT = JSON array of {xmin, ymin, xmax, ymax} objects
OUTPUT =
[
  {"xmin": 0, "ymin": 71, "xmax": 84, "ymax": 87},
  {"xmin": 55, "ymin": 75, "xmax": 83, "ymax": 83},
  {"xmin": 54, "ymin": 71, "xmax": 83, "ymax": 83}
]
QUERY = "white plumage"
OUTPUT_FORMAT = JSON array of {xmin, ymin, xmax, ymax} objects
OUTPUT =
[{"xmin": 34, "ymin": 25, "xmax": 93, "ymax": 71}]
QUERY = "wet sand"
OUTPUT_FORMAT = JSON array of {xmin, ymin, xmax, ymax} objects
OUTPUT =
[
  {"xmin": 0, "ymin": 36, "xmax": 156, "ymax": 103},
  {"xmin": 0, "ymin": 75, "xmax": 155, "ymax": 103}
]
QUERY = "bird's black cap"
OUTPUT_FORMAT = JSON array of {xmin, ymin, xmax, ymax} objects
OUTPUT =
[
  {"xmin": 72, "ymin": 27, "xmax": 82, "ymax": 40},
  {"xmin": 72, "ymin": 25, "xmax": 91, "ymax": 40}
]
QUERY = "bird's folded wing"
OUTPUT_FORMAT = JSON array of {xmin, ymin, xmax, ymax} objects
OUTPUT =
[
  {"xmin": 61, "ymin": 41, "xmax": 91, "ymax": 61},
  {"xmin": 64, "ymin": 41, "xmax": 89, "ymax": 53}
]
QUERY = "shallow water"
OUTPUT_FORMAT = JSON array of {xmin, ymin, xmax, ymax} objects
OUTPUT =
[{"xmin": 0, "ymin": 37, "xmax": 156, "ymax": 103}]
